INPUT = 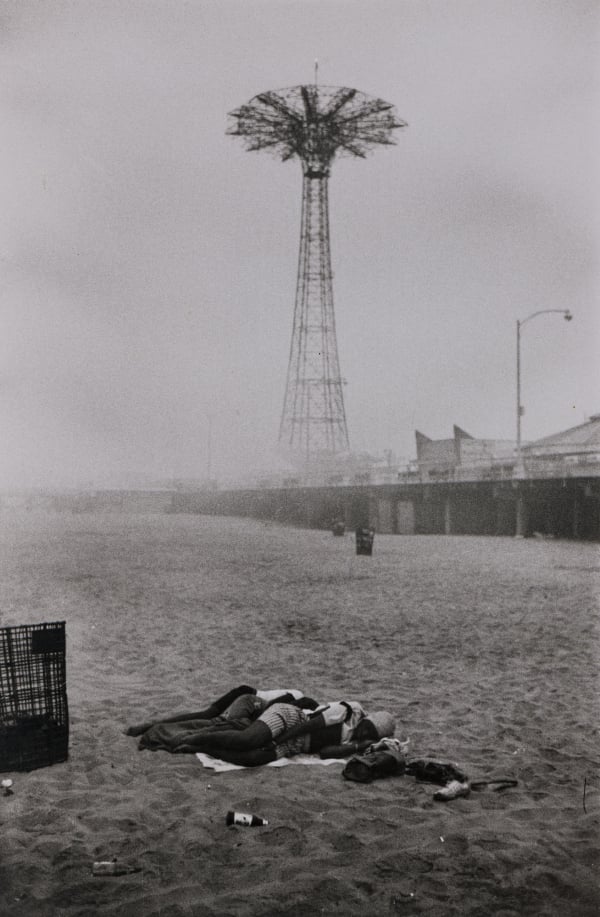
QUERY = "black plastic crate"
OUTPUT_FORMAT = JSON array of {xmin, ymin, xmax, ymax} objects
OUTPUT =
[{"xmin": 0, "ymin": 622, "xmax": 69, "ymax": 772}]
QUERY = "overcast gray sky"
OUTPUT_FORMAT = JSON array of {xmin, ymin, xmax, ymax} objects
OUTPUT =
[{"xmin": 2, "ymin": 0, "xmax": 599, "ymax": 488}]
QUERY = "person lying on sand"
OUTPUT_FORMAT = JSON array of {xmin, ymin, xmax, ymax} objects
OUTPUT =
[
  {"xmin": 170, "ymin": 700, "xmax": 396, "ymax": 767},
  {"xmin": 126, "ymin": 685, "xmax": 318, "ymax": 752},
  {"xmin": 275, "ymin": 702, "xmax": 396, "ymax": 758}
]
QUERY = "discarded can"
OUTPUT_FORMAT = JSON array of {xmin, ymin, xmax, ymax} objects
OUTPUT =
[
  {"xmin": 226, "ymin": 810, "xmax": 268, "ymax": 827},
  {"xmin": 92, "ymin": 860, "xmax": 142, "ymax": 876},
  {"xmin": 1, "ymin": 779, "xmax": 13, "ymax": 796}
]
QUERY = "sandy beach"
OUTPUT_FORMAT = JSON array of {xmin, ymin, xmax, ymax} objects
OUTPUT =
[{"xmin": 1, "ymin": 510, "xmax": 598, "ymax": 916}]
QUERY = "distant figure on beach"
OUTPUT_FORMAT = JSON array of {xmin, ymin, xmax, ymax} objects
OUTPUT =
[{"xmin": 169, "ymin": 700, "xmax": 396, "ymax": 767}]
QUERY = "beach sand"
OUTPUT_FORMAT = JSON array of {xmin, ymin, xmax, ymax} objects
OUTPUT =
[{"xmin": 0, "ymin": 510, "xmax": 598, "ymax": 916}]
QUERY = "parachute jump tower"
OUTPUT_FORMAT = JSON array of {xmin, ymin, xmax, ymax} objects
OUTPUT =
[{"xmin": 228, "ymin": 80, "xmax": 406, "ymax": 462}]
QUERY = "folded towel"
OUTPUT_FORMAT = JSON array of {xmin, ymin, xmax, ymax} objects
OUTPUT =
[{"xmin": 195, "ymin": 752, "xmax": 345, "ymax": 772}]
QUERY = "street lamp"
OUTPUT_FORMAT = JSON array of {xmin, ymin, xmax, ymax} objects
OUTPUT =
[{"xmin": 515, "ymin": 309, "xmax": 573, "ymax": 473}]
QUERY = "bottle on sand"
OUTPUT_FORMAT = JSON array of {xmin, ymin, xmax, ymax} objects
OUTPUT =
[
  {"xmin": 92, "ymin": 860, "xmax": 142, "ymax": 876},
  {"xmin": 226, "ymin": 810, "xmax": 268, "ymax": 827}
]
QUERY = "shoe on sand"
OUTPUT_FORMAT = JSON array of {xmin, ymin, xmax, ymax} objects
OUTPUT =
[{"xmin": 433, "ymin": 780, "xmax": 470, "ymax": 801}]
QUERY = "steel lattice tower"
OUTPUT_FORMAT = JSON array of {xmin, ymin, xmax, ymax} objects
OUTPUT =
[{"xmin": 228, "ymin": 83, "xmax": 406, "ymax": 461}]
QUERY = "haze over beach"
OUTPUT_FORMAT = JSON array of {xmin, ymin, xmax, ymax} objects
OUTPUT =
[{"xmin": 2, "ymin": 0, "xmax": 599, "ymax": 490}]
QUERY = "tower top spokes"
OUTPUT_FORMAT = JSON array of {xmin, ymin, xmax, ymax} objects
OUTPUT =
[{"xmin": 227, "ymin": 84, "xmax": 407, "ymax": 175}]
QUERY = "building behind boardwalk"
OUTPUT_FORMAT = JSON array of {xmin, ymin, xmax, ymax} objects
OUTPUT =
[
  {"xmin": 521, "ymin": 414, "xmax": 600, "ymax": 477},
  {"xmin": 414, "ymin": 416, "xmax": 600, "ymax": 483},
  {"xmin": 414, "ymin": 426, "xmax": 516, "ymax": 482}
]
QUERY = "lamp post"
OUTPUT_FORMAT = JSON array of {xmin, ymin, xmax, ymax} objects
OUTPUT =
[
  {"xmin": 514, "ymin": 308, "xmax": 572, "ymax": 537},
  {"xmin": 515, "ymin": 309, "xmax": 573, "ymax": 473}
]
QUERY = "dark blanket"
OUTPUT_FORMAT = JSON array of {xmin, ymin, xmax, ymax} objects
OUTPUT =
[{"xmin": 135, "ymin": 693, "xmax": 266, "ymax": 752}]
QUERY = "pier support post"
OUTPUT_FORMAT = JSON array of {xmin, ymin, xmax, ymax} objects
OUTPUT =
[
  {"xmin": 515, "ymin": 492, "xmax": 528, "ymax": 538},
  {"xmin": 572, "ymin": 493, "xmax": 581, "ymax": 539},
  {"xmin": 444, "ymin": 496, "xmax": 453, "ymax": 535}
]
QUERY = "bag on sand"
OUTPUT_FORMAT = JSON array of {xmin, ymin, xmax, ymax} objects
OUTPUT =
[
  {"xmin": 343, "ymin": 749, "xmax": 406, "ymax": 783},
  {"xmin": 405, "ymin": 758, "xmax": 468, "ymax": 785}
]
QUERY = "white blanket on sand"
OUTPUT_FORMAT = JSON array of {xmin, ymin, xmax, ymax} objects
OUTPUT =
[{"xmin": 196, "ymin": 752, "xmax": 345, "ymax": 772}]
